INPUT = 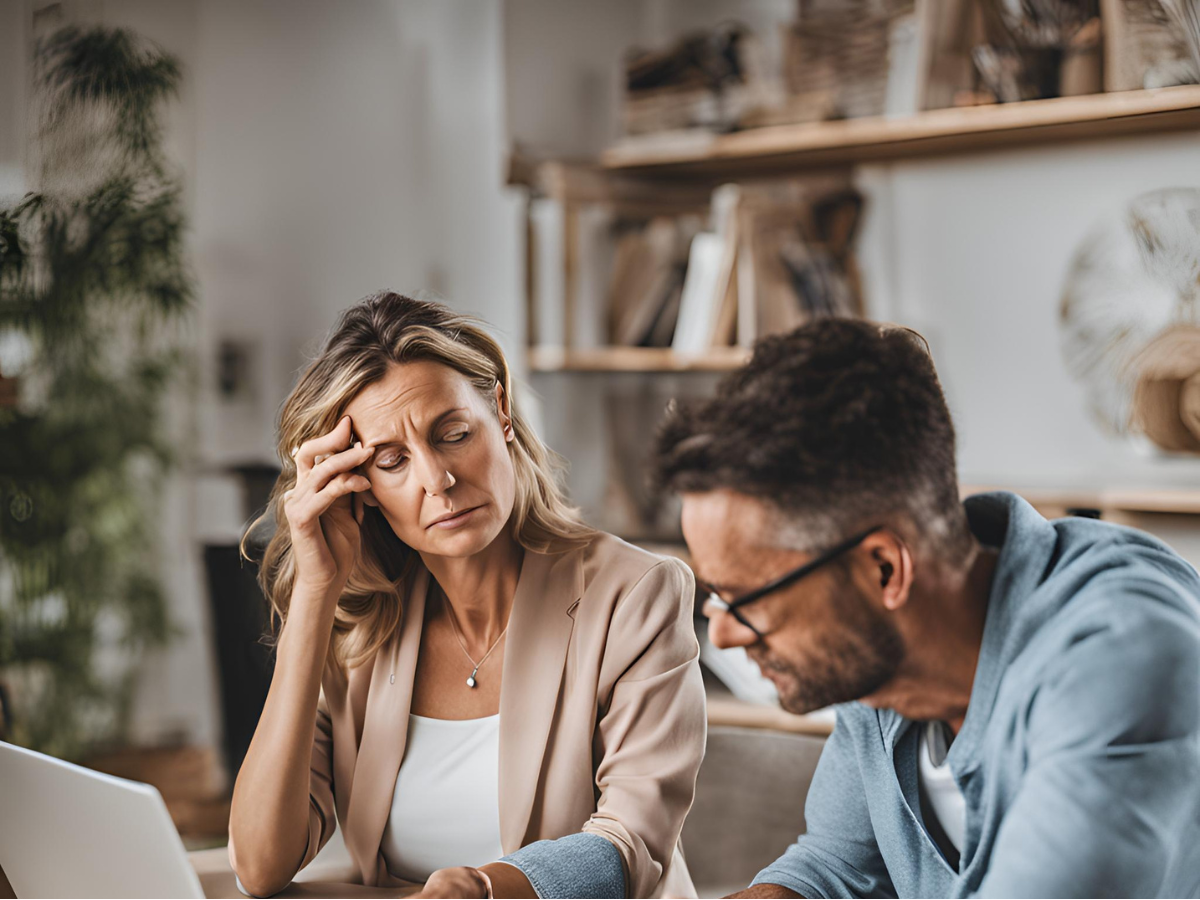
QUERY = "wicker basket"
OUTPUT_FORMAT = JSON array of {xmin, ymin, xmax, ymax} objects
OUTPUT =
[
  {"xmin": 784, "ymin": 0, "xmax": 915, "ymax": 120},
  {"xmin": 1103, "ymin": 0, "xmax": 1200, "ymax": 90}
]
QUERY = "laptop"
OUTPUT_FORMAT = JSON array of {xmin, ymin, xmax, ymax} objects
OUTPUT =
[{"xmin": 0, "ymin": 740, "xmax": 206, "ymax": 899}]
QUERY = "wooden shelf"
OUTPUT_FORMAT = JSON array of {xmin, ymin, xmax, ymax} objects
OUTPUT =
[
  {"xmin": 528, "ymin": 345, "xmax": 750, "ymax": 373},
  {"xmin": 707, "ymin": 695, "xmax": 835, "ymax": 737},
  {"xmin": 601, "ymin": 86, "xmax": 1200, "ymax": 176},
  {"xmin": 964, "ymin": 485, "xmax": 1200, "ymax": 516}
]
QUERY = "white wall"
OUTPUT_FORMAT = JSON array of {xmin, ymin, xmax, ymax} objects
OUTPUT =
[
  {"xmin": 503, "ymin": 0, "xmax": 643, "ymax": 160},
  {"xmin": 63, "ymin": 0, "xmax": 522, "ymax": 751},
  {"xmin": 191, "ymin": 0, "xmax": 522, "ymax": 466},
  {"xmin": 856, "ymin": 134, "xmax": 1200, "ymax": 490}
]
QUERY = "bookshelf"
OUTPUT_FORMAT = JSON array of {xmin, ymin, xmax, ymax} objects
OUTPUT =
[
  {"xmin": 513, "ymin": 16, "xmax": 1200, "ymax": 721},
  {"xmin": 961, "ymin": 485, "xmax": 1200, "ymax": 518},
  {"xmin": 601, "ymin": 85, "xmax": 1200, "ymax": 177},
  {"xmin": 522, "ymin": 86, "xmax": 1200, "ymax": 375}
]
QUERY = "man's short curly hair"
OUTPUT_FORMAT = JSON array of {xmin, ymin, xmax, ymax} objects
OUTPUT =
[{"xmin": 653, "ymin": 318, "xmax": 973, "ymax": 560}]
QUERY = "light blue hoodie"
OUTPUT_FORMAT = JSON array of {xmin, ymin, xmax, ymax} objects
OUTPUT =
[{"xmin": 753, "ymin": 492, "xmax": 1200, "ymax": 898}]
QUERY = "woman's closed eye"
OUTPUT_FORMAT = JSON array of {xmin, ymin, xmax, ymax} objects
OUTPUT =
[
  {"xmin": 375, "ymin": 451, "xmax": 408, "ymax": 470},
  {"xmin": 374, "ymin": 431, "xmax": 467, "ymax": 470}
]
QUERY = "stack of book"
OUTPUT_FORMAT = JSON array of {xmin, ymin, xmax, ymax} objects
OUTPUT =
[
  {"xmin": 520, "ymin": 155, "xmax": 866, "ymax": 357},
  {"xmin": 603, "ymin": 177, "xmax": 865, "ymax": 354},
  {"xmin": 607, "ymin": 215, "xmax": 699, "ymax": 348}
]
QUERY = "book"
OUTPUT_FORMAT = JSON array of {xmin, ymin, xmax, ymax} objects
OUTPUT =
[
  {"xmin": 671, "ymin": 231, "xmax": 727, "ymax": 354},
  {"xmin": 645, "ymin": 276, "xmax": 685, "ymax": 347},
  {"xmin": 673, "ymin": 184, "xmax": 741, "ymax": 353},
  {"xmin": 608, "ymin": 217, "xmax": 681, "ymax": 346}
]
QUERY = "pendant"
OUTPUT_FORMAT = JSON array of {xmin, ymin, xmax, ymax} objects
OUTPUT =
[{"xmin": 466, "ymin": 668, "xmax": 478, "ymax": 689}]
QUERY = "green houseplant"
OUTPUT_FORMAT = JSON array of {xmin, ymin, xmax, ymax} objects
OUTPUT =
[{"xmin": 0, "ymin": 26, "xmax": 192, "ymax": 758}]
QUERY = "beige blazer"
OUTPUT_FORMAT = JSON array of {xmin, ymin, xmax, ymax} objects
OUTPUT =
[{"xmin": 294, "ymin": 534, "xmax": 705, "ymax": 898}]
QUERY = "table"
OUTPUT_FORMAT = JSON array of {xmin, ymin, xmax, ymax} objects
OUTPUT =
[{"xmin": 189, "ymin": 848, "xmax": 420, "ymax": 899}]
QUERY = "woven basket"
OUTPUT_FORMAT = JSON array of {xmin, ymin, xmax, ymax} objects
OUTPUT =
[
  {"xmin": 1105, "ymin": 0, "xmax": 1199, "ymax": 89},
  {"xmin": 784, "ymin": 0, "xmax": 915, "ymax": 120}
]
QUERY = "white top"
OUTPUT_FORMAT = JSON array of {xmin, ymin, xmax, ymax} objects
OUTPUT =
[
  {"xmin": 379, "ymin": 714, "xmax": 505, "ymax": 882},
  {"xmin": 917, "ymin": 720, "xmax": 966, "ymax": 855}
]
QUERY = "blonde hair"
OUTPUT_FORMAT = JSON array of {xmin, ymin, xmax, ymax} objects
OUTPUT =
[{"xmin": 246, "ymin": 292, "xmax": 594, "ymax": 668}]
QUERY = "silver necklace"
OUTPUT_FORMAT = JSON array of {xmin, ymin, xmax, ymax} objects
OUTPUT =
[{"xmin": 444, "ymin": 604, "xmax": 509, "ymax": 689}]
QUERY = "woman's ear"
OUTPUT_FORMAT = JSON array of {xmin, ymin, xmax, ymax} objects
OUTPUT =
[{"xmin": 494, "ymin": 381, "xmax": 514, "ymax": 442}]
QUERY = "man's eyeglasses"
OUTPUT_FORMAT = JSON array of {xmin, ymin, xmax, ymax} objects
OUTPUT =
[{"xmin": 698, "ymin": 526, "xmax": 883, "ymax": 640}]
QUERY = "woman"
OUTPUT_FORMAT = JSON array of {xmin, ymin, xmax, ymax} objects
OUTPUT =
[{"xmin": 228, "ymin": 292, "xmax": 705, "ymax": 899}]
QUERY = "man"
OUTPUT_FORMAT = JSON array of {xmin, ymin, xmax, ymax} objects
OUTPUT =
[{"xmin": 653, "ymin": 318, "xmax": 1200, "ymax": 898}]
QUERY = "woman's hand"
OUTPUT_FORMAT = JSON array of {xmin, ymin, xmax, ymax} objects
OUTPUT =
[
  {"xmin": 414, "ymin": 866, "xmax": 490, "ymax": 898},
  {"xmin": 285, "ymin": 415, "xmax": 375, "ymax": 596}
]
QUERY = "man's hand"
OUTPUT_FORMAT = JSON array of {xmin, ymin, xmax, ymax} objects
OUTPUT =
[{"xmin": 726, "ymin": 884, "xmax": 803, "ymax": 899}]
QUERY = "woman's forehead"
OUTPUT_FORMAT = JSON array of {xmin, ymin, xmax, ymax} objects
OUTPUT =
[{"xmin": 345, "ymin": 361, "xmax": 480, "ymax": 443}]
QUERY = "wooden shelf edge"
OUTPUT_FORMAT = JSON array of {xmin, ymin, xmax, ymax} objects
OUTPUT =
[
  {"xmin": 528, "ymin": 345, "xmax": 751, "ymax": 373},
  {"xmin": 963, "ymin": 484, "xmax": 1200, "ymax": 516},
  {"xmin": 706, "ymin": 696, "xmax": 835, "ymax": 737},
  {"xmin": 602, "ymin": 85, "xmax": 1200, "ymax": 174}
]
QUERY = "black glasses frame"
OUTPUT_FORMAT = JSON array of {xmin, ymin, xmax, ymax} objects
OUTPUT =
[{"xmin": 700, "ymin": 525, "xmax": 883, "ymax": 640}]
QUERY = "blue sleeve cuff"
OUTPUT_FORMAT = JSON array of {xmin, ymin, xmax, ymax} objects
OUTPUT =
[{"xmin": 500, "ymin": 832, "xmax": 625, "ymax": 899}]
